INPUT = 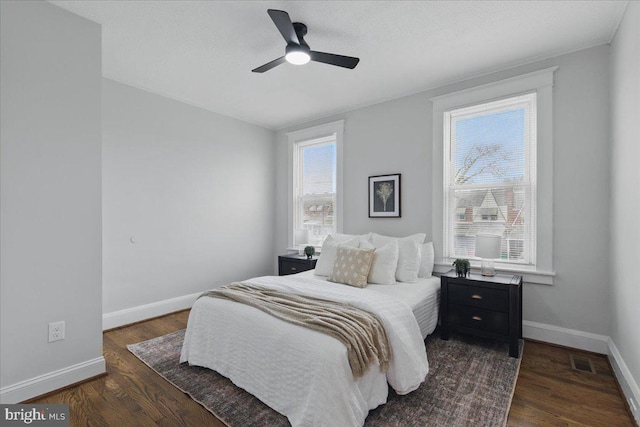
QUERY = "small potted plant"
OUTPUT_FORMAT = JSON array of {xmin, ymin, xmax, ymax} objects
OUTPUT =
[
  {"xmin": 452, "ymin": 258, "xmax": 470, "ymax": 278},
  {"xmin": 304, "ymin": 246, "xmax": 315, "ymax": 259}
]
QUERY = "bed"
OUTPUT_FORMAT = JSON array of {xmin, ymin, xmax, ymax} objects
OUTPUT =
[
  {"xmin": 180, "ymin": 234, "xmax": 440, "ymax": 427},
  {"xmin": 296, "ymin": 269, "xmax": 440, "ymax": 340}
]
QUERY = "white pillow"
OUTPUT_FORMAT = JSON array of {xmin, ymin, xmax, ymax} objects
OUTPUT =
[
  {"xmin": 359, "ymin": 239, "xmax": 375, "ymax": 250},
  {"xmin": 332, "ymin": 233, "xmax": 356, "ymax": 242},
  {"xmin": 314, "ymin": 235, "xmax": 359, "ymax": 276},
  {"xmin": 361, "ymin": 240, "xmax": 399, "ymax": 285},
  {"xmin": 333, "ymin": 232, "xmax": 371, "ymax": 243},
  {"xmin": 370, "ymin": 232, "xmax": 426, "ymax": 248},
  {"xmin": 369, "ymin": 233, "xmax": 425, "ymax": 282},
  {"xmin": 418, "ymin": 242, "xmax": 435, "ymax": 278},
  {"xmin": 396, "ymin": 239, "xmax": 421, "ymax": 282}
]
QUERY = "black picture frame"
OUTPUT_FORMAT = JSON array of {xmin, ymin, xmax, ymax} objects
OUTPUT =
[{"xmin": 369, "ymin": 174, "xmax": 401, "ymax": 218}]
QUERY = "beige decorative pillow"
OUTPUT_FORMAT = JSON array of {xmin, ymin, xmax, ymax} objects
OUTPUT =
[{"xmin": 328, "ymin": 246, "xmax": 375, "ymax": 288}]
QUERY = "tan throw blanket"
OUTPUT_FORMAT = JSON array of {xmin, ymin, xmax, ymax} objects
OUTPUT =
[{"xmin": 200, "ymin": 283, "xmax": 391, "ymax": 378}]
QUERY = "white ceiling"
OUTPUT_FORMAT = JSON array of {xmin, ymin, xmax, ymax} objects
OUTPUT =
[{"xmin": 50, "ymin": 1, "xmax": 628, "ymax": 130}]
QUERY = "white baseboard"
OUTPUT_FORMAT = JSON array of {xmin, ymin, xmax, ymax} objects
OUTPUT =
[
  {"xmin": 608, "ymin": 339, "xmax": 640, "ymax": 423},
  {"xmin": 522, "ymin": 320, "xmax": 609, "ymax": 354},
  {"xmin": 1, "ymin": 291, "xmax": 201, "ymax": 404},
  {"xmin": 0, "ymin": 357, "xmax": 105, "ymax": 404},
  {"xmin": 102, "ymin": 291, "xmax": 201, "ymax": 330}
]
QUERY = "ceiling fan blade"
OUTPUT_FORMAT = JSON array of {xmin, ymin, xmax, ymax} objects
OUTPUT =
[
  {"xmin": 267, "ymin": 9, "xmax": 299, "ymax": 45},
  {"xmin": 310, "ymin": 51, "xmax": 360, "ymax": 69},
  {"xmin": 252, "ymin": 56, "xmax": 286, "ymax": 73}
]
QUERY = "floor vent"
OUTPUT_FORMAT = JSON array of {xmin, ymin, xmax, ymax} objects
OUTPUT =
[{"xmin": 570, "ymin": 354, "xmax": 596, "ymax": 374}]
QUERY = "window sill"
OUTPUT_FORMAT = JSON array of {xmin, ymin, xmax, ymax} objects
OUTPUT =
[
  {"xmin": 434, "ymin": 261, "xmax": 555, "ymax": 285},
  {"xmin": 286, "ymin": 246, "xmax": 322, "ymax": 254}
]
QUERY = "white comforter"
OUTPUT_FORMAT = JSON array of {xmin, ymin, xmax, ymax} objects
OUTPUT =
[{"xmin": 180, "ymin": 274, "xmax": 429, "ymax": 427}]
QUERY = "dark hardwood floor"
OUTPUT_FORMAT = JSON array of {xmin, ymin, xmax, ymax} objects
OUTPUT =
[
  {"xmin": 508, "ymin": 340, "xmax": 635, "ymax": 426},
  {"xmin": 31, "ymin": 311, "xmax": 636, "ymax": 426}
]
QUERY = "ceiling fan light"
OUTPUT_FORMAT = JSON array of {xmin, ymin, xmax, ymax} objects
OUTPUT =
[{"xmin": 285, "ymin": 51, "xmax": 310, "ymax": 65}]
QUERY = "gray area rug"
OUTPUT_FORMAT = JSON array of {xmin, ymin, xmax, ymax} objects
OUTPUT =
[{"xmin": 128, "ymin": 330, "xmax": 522, "ymax": 427}]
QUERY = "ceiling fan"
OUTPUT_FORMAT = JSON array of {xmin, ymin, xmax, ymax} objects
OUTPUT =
[{"xmin": 252, "ymin": 9, "xmax": 360, "ymax": 73}]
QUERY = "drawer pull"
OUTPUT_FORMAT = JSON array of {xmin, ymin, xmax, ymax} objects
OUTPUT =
[
  {"xmin": 471, "ymin": 294, "xmax": 483, "ymax": 300},
  {"xmin": 290, "ymin": 267, "xmax": 297, "ymax": 271},
  {"xmin": 472, "ymin": 316, "xmax": 482, "ymax": 321}
]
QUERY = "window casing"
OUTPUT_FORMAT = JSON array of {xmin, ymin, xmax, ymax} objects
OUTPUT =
[
  {"xmin": 431, "ymin": 67, "xmax": 556, "ymax": 284},
  {"xmin": 443, "ymin": 93, "xmax": 537, "ymax": 266}
]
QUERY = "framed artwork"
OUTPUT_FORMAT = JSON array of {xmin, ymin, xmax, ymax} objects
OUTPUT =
[{"xmin": 369, "ymin": 174, "xmax": 401, "ymax": 218}]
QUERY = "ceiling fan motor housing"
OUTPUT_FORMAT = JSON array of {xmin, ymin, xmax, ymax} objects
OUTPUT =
[
  {"xmin": 286, "ymin": 43, "xmax": 310, "ymax": 56},
  {"xmin": 286, "ymin": 22, "xmax": 310, "ymax": 64}
]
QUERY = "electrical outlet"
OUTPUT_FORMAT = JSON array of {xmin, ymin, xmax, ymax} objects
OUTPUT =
[{"xmin": 48, "ymin": 321, "xmax": 65, "ymax": 342}]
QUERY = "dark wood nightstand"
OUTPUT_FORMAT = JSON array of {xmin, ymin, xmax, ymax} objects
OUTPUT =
[
  {"xmin": 278, "ymin": 254, "xmax": 318, "ymax": 276},
  {"xmin": 440, "ymin": 270, "xmax": 523, "ymax": 357}
]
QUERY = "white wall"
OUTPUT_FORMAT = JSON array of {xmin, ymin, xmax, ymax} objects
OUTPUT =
[
  {"xmin": 102, "ymin": 79, "xmax": 275, "ymax": 325},
  {"xmin": 610, "ymin": 1, "xmax": 640, "ymax": 420},
  {"xmin": 1, "ymin": 1, "xmax": 104, "ymax": 402},
  {"xmin": 275, "ymin": 93, "xmax": 432, "ymax": 246},
  {"xmin": 276, "ymin": 45, "xmax": 612, "ymax": 338}
]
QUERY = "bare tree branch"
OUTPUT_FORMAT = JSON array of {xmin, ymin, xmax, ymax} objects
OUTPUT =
[{"xmin": 454, "ymin": 144, "xmax": 512, "ymax": 185}]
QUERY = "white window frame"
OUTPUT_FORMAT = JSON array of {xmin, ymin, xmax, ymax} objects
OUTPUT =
[
  {"xmin": 443, "ymin": 93, "xmax": 537, "ymax": 267},
  {"xmin": 431, "ymin": 68, "xmax": 557, "ymax": 285},
  {"xmin": 287, "ymin": 120, "xmax": 344, "ymax": 249}
]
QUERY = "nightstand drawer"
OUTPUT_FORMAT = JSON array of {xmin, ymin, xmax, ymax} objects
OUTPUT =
[
  {"xmin": 278, "ymin": 255, "xmax": 317, "ymax": 276},
  {"xmin": 280, "ymin": 260, "xmax": 305, "ymax": 275},
  {"xmin": 449, "ymin": 283, "xmax": 508, "ymax": 312},
  {"xmin": 448, "ymin": 304, "xmax": 509, "ymax": 335}
]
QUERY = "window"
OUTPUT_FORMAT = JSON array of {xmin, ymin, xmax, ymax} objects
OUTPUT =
[
  {"xmin": 444, "ymin": 93, "xmax": 536, "ymax": 265},
  {"xmin": 288, "ymin": 121, "xmax": 343, "ymax": 248},
  {"xmin": 294, "ymin": 137, "xmax": 336, "ymax": 246},
  {"xmin": 431, "ymin": 67, "xmax": 556, "ymax": 284}
]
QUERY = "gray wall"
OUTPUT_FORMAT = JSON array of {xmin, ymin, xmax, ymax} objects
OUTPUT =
[
  {"xmin": 275, "ymin": 45, "xmax": 612, "ymax": 336},
  {"xmin": 102, "ymin": 79, "xmax": 276, "ymax": 315},
  {"xmin": 610, "ymin": 0, "xmax": 640, "ymax": 417},
  {"xmin": 1, "ymin": 0, "xmax": 103, "ymax": 394}
]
